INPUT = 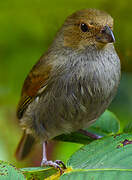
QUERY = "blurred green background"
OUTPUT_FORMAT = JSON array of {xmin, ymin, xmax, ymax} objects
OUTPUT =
[{"xmin": 0, "ymin": 0, "xmax": 132, "ymax": 168}]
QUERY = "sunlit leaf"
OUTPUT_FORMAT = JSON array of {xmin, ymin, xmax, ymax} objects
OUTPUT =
[
  {"xmin": 60, "ymin": 134, "xmax": 132, "ymax": 179},
  {"xmin": 60, "ymin": 169, "xmax": 132, "ymax": 180},
  {"xmin": 0, "ymin": 160, "xmax": 25, "ymax": 180},
  {"xmin": 21, "ymin": 166, "xmax": 57, "ymax": 180}
]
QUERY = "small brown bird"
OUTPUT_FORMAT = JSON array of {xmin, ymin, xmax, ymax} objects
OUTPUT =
[{"xmin": 15, "ymin": 9, "xmax": 121, "ymax": 171}]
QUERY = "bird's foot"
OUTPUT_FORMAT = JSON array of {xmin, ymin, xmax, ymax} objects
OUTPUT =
[
  {"xmin": 54, "ymin": 160, "xmax": 66, "ymax": 169},
  {"xmin": 41, "ymin": 159, "xmax": 66, "ymax": 174},
  {"xmin": 79, "ymin": 129, "xmax": 102, "ymax": 139}
]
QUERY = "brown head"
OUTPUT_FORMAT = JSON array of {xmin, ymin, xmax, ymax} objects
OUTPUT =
[{"xmin": 62, "ymin": 9, "xmax": 115, "ymax": 50}]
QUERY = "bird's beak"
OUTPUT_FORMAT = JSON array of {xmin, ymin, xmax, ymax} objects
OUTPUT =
[{"xmin": 96, "ymin": 25, "xmax": 115, "ymax": 43}]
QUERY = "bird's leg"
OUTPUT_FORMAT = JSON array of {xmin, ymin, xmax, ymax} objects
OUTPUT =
[
  {"xmin": 41, "ymin": 141, "xmax": 48, "ymax": 166},
  {"xmin": 41, "ymin": 142, "xmax": 66, "ymax": 174},
  {"xmin": 79, "ymin": 129, "xmax": 102, "ymax": 139}
]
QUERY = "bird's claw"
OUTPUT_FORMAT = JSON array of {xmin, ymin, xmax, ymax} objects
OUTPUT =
[
  {"xmin": 54, "ymin": 160, "xmax": 66, "ymax": 169},
  {"xmin": 41, "ymin": 160, "xmax": 66, "ymax": 174}
]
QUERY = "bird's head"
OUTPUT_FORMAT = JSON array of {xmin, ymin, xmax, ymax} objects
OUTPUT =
[{"xmin": 62, "ymin": 9, "xmax": 115, "ymax": 50}]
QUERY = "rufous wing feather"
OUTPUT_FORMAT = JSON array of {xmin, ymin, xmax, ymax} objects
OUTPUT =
[{"xmin": 17, "ymin": 58, "xmax": 52, "ymax": 119}]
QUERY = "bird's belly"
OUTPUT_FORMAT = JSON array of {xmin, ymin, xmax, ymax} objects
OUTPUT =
[
  {"xmin": 22, "ymin": 76, "xmax": 118, "ymax": 141},
  {"xmin": 59, "ymin": 80, "xmax": 117, "ymax": 130}
]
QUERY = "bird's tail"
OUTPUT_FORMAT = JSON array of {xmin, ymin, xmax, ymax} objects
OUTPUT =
[{"xmin": 15, "ymin": 131, "xmax": 35, "ymax": 160}]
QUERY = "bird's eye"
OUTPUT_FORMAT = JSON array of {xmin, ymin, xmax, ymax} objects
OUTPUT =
[{"xmin": 80, "ymin": 23, "xmax": 89, "ymax": 32}]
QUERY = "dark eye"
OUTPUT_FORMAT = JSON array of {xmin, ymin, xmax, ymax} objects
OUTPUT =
[{"xmin": 80, "ymin": 23, "xmax": 89, "ymax": 32}]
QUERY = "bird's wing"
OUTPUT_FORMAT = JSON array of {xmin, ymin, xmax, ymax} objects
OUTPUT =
[{"xmin": 17, "ymin": 57, "xmax": 52, "ymax": 119}]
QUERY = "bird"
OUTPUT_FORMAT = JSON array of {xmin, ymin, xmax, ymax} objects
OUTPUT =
[{"xmin": 15, "ymin": 8, "xmax": 121, "ymax": 172}]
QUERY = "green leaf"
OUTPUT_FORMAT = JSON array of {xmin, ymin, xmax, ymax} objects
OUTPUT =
[
  {"xmin": 124, "ymin": 122, "xmax": 132, "ymax": 133},
  {"xmin": 60, "ymin": 134, "xmax": 132, "ymax": 179},
  {"xmin": 54, "ymin": 131, "xmax": 93, "ymax": 144},
  {"xmin": 87, "ymin": 110, "xmax": 120, "ymax": 136},
  {"xmin": 60, "ymin": 169, "xmax": 132, "ymax": 180},
  {"xmin": 55, "ymin": 110, "xmax": 120, "ymax": 144},
  {"xmin": 0, "ymin": 160, "xmax": 25, "ymax": 180},
  {"xmin": 21, "ymin": 166, "xmax": 57, "ymax": 180},
  {"xmin": 67, "ymin": 133, "xmax": 132, "ymax": 169}
]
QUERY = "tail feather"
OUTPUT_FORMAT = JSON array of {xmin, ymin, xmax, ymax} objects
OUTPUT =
[{"xmin": 15, "ymin": 131, "xmax": 35, "ymax": 160}]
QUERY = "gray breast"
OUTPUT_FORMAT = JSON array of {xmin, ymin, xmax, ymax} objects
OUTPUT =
[{"xmin": 51, "ymin": 45, "xmax": 120, "ymax": 124}]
